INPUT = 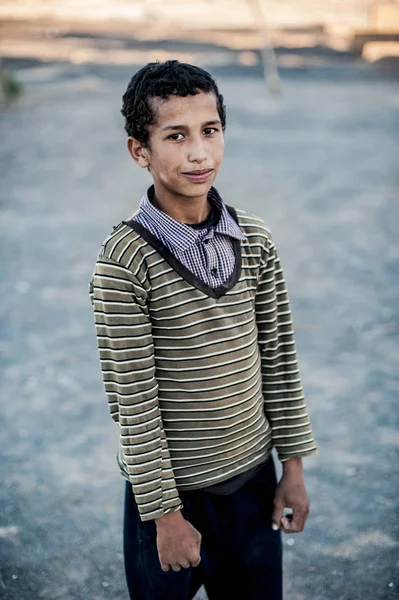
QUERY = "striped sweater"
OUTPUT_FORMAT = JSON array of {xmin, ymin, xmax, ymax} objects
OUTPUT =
[{"xmin": 89, "ymin": 206, "xmax": 317, "ymax": 521}]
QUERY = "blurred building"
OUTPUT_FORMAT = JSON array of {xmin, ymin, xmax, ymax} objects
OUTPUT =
[{"xmin": 0, "ymin": 1, "xmax": 398, "ymax": 66}]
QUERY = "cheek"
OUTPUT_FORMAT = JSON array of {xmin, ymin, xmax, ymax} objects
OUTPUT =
[
  {"xmin": 155, "ymin": 147, "xmax": 182, "ymax": 172},
  {"xmin": 213, "ymin": 138, "xmax": 225, "ymax": 165}
]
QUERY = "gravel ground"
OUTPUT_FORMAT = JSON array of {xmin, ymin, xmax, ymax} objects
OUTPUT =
[{"xmin": 0, "ymin": 58, "xmax": 398, "ymax": 600}]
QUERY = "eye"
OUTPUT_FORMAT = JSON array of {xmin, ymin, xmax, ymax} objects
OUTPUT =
[
  {"xmin": 203, "ymin": 127, "xmax": 217, "ymax": 135},
  {"xmin": 168, "ymin": 133, "xmax": 184, "ymax": 141}
]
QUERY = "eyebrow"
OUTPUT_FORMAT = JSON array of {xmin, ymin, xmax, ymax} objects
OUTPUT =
[{"xmin": 160, "ymin": 120, "xmax": 221, "ymax": 133}]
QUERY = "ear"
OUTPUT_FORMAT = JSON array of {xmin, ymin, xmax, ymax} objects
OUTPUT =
[{"xmin": 126, "ymin": 137, "xmax": 150, "ymax": 168}]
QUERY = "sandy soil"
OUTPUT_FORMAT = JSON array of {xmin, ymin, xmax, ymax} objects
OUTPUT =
[{"xmin": 0, "ymin": 51, "xmax": 398, "ymax": 599}]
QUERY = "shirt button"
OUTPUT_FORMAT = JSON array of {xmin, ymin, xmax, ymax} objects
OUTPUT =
[{"xmin": 211, "ymin": 268, "xmax": 218, "ymax": 276}]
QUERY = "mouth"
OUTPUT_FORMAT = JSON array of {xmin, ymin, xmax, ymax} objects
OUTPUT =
[{"xmin": 182, "ymin": 169, "xmax": 213, "ymax": 183}]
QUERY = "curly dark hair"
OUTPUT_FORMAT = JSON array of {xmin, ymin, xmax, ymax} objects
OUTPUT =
[{"xmin": 121, "ymin": 60, "xmax": 226, "ymax": 147}]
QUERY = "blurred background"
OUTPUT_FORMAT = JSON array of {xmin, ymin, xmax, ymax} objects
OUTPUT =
[{"xmin": 0, "ymin": 1, "xmax": 398, "ymax": 599}]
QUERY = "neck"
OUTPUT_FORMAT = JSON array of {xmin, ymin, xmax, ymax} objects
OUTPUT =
[{"xmin": 151, "ymin": 185, "xmax": 212, "ymax": 224}]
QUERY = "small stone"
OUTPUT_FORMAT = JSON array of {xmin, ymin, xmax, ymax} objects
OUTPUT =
[
  {"xmin": 27, "ymin": 376, "xmax": 37, "ymax": 387},
  {"xmin": 102, "ymin": 581, "xmax": 109, "ymax": 588},
  {"xmin": 0, "ymin": 526, "xmax": 19, "ymax": 538},
  {"xmin": 16, "ymin": 281, "xmax": 30, "ymax": 293},
  {"xmin": 286, "ymin": 538, "xmax": 295, "ymax": 546},
  {"xmin": 388, "ymin": 582, "xmax": 394, "ymax": 588},
  {"xmin": 344, "ymin": 467, "xmax": 356, "ymax": 477},
  {"xmin": 12, "ymin": 574, "xmax": 18, "ymax": 580}
]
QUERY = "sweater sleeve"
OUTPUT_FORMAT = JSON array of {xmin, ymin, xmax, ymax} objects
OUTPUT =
[
  {"xmin": 89, "ymin": 255, "xmax": 183, "ymax": 521},
  {"xmin": 255, "ymin": 236, "xmax": 317, "ymax": 462}
]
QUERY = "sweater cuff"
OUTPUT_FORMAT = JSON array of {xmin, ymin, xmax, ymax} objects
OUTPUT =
[
  {"xmin": 138, "ymin": 498, "xmax": 184, "ymax": 522},
  {"xmin": 278, "ymin": 446, "xmax": 318, "ymax": 462}
]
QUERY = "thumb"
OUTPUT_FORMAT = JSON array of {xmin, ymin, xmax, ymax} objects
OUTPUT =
[{"xmin": 272, "ymin": 496, "xmax": 284, "ymax": 531}]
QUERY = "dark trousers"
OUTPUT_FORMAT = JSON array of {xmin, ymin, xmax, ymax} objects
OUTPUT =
[{"xmin": 123, "ymin": 454, "xmax": 283, "ymax": 600}]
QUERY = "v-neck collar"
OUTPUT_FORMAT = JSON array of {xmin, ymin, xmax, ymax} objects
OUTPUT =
[
  {"xmin": 122, "ymin": 205, "xmax": 242, "ymax": 300},
  {"xmin": 135, "ymin": 185, "xmax": 246, "ymax": 253}
]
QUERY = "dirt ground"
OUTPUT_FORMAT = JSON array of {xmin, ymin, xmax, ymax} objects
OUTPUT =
[{"xmin": 0, "ymin": 50, "xmax": 398, "ymax": 600}]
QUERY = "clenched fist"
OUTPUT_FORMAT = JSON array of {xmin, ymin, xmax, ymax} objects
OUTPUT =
[{"xmin": 155, "ymin": 510, "xmax": 202, "ymax": 572}]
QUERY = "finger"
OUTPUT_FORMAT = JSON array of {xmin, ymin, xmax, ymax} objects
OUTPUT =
[
  {"xmin": 291, "ymin": 512, "xmax": 307, "ymax": 532},
  {"xmin": 160, "ymin": 564, "xmax": 170, "ymax": 572},
  {"xmin": 181, "ymin": 562, "xmax": 191, "ymax": 569},
  {"xmin": 171, "ymin": 564, "xmax": 182, "ymax": 572},
  {"xmin": 272, "ymin": 498, "xmax": 284, "ymax": 530},
  {"xmin": 280, "ymin": 510, "xmax": 294, "ymax": 532},
  {"xmin": 280, "ymin": 516, "xmax": 294, "ymax": 533},
  {"xmin": 190, "ymin": 556, "xmax": 201, "ymax": 568}
]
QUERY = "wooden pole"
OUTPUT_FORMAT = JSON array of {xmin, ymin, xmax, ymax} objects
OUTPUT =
[{"xmin": 246, "ymin": 0, "xmax": 281, "ymax": 94}]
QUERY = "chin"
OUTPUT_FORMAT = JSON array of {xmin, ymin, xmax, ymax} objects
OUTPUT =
[{"xmin": 185, "ymin": 183, "xmax": 213, "ymax": 196}]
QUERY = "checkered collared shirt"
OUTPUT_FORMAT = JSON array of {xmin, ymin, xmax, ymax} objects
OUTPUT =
[{"xmin": 131, "ymin": 185, "xmax": 246, "ymax": 287}]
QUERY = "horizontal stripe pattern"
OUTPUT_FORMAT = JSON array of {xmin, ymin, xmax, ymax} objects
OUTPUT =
[
  {"xmin": 252, "ymin": 227, "xmax": 317, "ymax": 460},
  {"xmin": 89, "ymin": 207, "xmax": 317, "ymax": 520}
]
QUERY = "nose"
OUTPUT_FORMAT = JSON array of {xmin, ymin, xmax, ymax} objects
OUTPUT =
[{"xmin": 187, "ymin": 135, "xmax": 207, "ymax": 164}]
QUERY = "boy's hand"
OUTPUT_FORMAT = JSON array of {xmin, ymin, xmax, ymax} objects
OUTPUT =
[
  {"xmin": 155, "ymin": 510, "xmax": 202, "ymax": 572},
  {"xmin": 271, "ymin": 457, "xmax": 310, "ymax": 533}
]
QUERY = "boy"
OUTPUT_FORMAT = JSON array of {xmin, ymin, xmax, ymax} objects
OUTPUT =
[{"xmin": 89, "ymin": 60, "xmax": 317, "ymax": 600}]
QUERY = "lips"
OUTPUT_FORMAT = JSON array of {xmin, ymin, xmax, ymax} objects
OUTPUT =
[{"xmin": 182, "ymin": 169, "xmax": 213, "ymax": 182}]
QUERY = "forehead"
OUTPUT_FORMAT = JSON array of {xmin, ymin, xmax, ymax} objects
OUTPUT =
[{"xmin": 150, "ymin": 91, "xmax": 219, "ymax": 127}]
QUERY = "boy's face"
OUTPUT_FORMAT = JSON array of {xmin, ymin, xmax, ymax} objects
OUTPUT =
[{"xmin": 128, "ymin": 90, "xmax": 224, "ymax": 202}]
